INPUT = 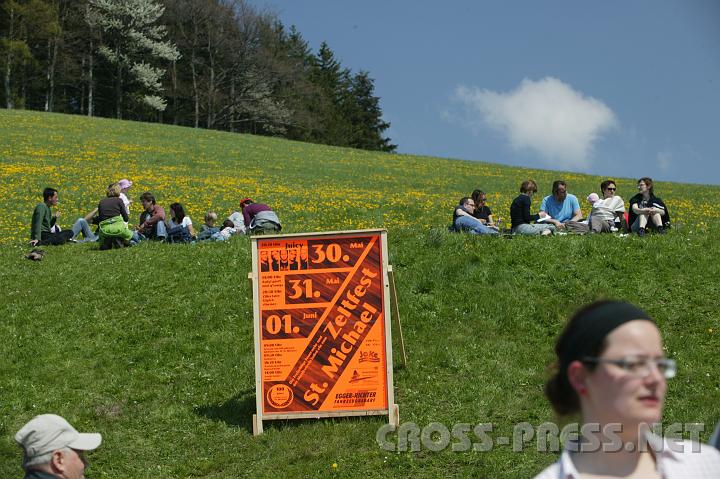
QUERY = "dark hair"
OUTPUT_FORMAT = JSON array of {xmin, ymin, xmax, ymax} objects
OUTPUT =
[
  {"xmin": 43, "ymin": 187, "xmax": 58, "ymax": 201},
  {"xmin": 459, "ymin": 196, "xmax": 472, "ymax": 206},
  {"xmin": 600, "ymin": 179, "xmax": 616, "ymax": 192},
  {"xmin": 545, "ymin": 301, "xmax": 612, "ymax": 416},
  {"xmin": 638, "ymin": 177, "xmax": 654, "ymax": 196},
  {"xmin": 471, "ymin": 189, "xmax": 486, "ymax": 202},
  {"xmin": 169, "ymin": 202, "xmax": 186, "ymax": 223},
  {"xmin": 222, "ymin": 219, "xmax": 234, "ymax": 229},
  {"xmin": 520, "ymin": 180, "xmax": 537, "ymax": 194},
  {"xmin": 140, "ymin": 192, "xmax": 156, "ymax": 204},
  {"xmin": 552, "ymin": 180, "xmax": 567, "ymax": 194}
]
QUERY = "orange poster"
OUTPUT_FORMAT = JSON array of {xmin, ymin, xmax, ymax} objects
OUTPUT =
[{"xmin": 253, "ymin": 231, "xmax": 391, "ymax": 417}]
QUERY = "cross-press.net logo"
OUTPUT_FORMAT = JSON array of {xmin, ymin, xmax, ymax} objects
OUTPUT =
[{"xmin": 376, "ymin": 422, "xmax": 706, "ymax": 453}]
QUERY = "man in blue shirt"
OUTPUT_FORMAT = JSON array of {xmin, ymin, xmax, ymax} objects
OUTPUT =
[{"xmin": 539, "ymin": 180, "xmax": 582, "ymax": 229}]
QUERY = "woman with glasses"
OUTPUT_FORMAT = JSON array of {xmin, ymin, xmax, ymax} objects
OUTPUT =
[
  {"xmin": 535, "ymin": 300, "xmax": 720, "ymax": 478},
  {"xmin": 588, "ymin": 179, "xmax": 626, "ymax": 233},
  {"xmin": 471, "ymin": 189, "xmax": 498, "ymax": 228}
]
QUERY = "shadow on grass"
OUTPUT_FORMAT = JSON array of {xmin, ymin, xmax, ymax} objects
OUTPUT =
[
  {"xmin": 194, "ymin": 389, "xmax": 256, "ymax": 433},
  {"xmin": 195, "ymin": 388, "xmax": 389, "ymax": 435}
]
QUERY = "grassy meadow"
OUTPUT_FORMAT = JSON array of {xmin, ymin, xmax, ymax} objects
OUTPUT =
[{"xmin": 0, "ymin": 109, "xmax": 718, "ymax": 478}]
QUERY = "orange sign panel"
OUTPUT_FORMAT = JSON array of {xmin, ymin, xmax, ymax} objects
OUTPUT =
[{"xmin": 254, "ymin": 231, "xmax": 389, "ymax": 415}]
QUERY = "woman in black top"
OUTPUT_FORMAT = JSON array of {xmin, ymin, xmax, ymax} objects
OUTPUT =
[
  {"xmin": 471, "ymin": 189, "xmax": 497, "ymax": 227},
  {"xmin": 510, "ymin": 180, "xmax": 555, "ymax": 235},
  {"xmin": 628, "ymin": 177, "xmax": 670, "ymax": 236}
]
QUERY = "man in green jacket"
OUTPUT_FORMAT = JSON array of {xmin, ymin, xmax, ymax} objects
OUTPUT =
[{"xmin": 30, "ymin": 188, "xmax": 97, "ymax": 246}]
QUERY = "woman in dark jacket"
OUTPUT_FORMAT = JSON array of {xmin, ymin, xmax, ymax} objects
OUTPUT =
[
  {"xmin": 96, "ymin": 183, "xmax": 132, "ymax": 248},
  {"xmin": 628, "ymin": 177, "xmax": 670, "ymax": 236}
]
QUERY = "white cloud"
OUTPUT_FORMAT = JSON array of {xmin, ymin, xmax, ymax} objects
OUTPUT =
[
  {"xmin": 656, "ymin": 151, "xmax": 672, "ymax": 172},
  {"xmin": 454, "ymin": 77, "xmax": 617, "ymax": 169}
]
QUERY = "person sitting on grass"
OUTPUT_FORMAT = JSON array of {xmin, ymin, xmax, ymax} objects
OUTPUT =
[
  {"xmin": 539, "ymin": 180, "xmax": 583, "ymax": 230},
  {"xmin": 628, "ymin": 177, "xmax": 670, "ymax": 236},
  {"xmin": 453, "ymin": 197, "xmax": 499, "ymax": 235},
  {"xmin": 196, "ymin": 211, "xmax": 220, "ymax": 241},
  {"xmin": 166, "ymin": 202, "xmax": 196, "ymax": 242},
  {"xmin": 117, "ymin": 178, "xmax": 133, "ymax": 217},
  {"xmin": 30, "ymin": 187, "xmax": 97, "ymax": 246},
  {"xmin": 96, "ymin": 183, "xmax": 132, "ymax": 249},
  {"xmin": 471, "ymin": 189, "xmax": 499, "ymax": 228},
  {"xmin": 510, "ymin": 180, "xmax": 555, "ymax": 236},
  {"xmin": 133, "ymin": 192, "xmax": 166, "ymax": 242},
  {"xmin": 589, "ymin": 179, "xmax": 626, "ymax": 233},
  {"xmin": 240, "ymin": 197, "xmax": 281, "ymax": 234}
]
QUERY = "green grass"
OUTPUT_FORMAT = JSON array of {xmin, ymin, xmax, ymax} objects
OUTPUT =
[{"xmin": 0, "ymin": 110, "xmax": 719, "ymax": 478}]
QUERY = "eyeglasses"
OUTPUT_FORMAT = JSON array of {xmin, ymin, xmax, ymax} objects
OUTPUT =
[
  {"xmin": 606, "ymin": 187, "xmax": 616, "ymax": 191},
  {"xmin": 582, "ymin": 356, "xmax": 676, "ymax": 379}
]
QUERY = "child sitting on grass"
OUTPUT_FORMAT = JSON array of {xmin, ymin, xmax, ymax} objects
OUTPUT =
[{"xmin": 196, "ymin": 211, "xmax": 220, "ymax": 240}]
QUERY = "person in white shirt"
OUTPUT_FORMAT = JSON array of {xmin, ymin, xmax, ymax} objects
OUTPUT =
[
  {"xmin": 167, "ymin": 202, "xmax": 196, "ymax": 238},
  {"xmin": 536, "ymin": 300, "xmax": 720, "ymax": 478},
  {"xmin": 117, "ymin": 179, "xmax": 133, "ymax": 216},
  {"xmin": 589, "ymin": 179, "xmax": 626, "ymax": 233}
]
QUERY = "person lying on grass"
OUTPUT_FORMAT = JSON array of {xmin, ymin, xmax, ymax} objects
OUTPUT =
[
  {"xmin": 30, "ymin": 187, "xmax": 97, "ymax": 246},
  {"xmin": 452, "ymin": 196, "xmax": 499, "ymax": 235},
  {"xmin": 510, "ymin": 180, "xmax": 556, "ymax": 236}
]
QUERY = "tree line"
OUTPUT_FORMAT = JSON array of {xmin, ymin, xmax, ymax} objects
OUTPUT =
[{"xmin": 0, "ymin": 0, "xmax": 396, "ymax": 152}]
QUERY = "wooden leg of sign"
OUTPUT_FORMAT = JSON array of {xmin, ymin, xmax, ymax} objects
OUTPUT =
[
  {"xmin": 252, "ymin": 414, "xmax": 263, "ymax": 436},
  {"xmin": 390, "ymin": 404, "xmax": 400, "ymax": 427},
  {"xmin": 387, "ymin": 266, "xmax": 407, "ymax": 368},
  {"xmin": 247, "ymin": 272, "xmax": 253, "ymax": 290}
]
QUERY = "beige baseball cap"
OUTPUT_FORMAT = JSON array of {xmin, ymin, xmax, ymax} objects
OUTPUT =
[{"xmin": 15, "ymin": 414, "xmax": 102, "ymax": 461}]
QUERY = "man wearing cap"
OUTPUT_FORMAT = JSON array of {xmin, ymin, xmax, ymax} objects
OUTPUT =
[
  {"xmin": 240, "ymin": 197, "xmax": 282, "ymax": 234},
  {"xmin": 15, "ymin": 414, "xmax": 102, "ymax": 478}
]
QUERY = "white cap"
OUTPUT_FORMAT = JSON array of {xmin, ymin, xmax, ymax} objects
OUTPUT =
[{"xmin": 15, "ymin": 414, "xmax": 102, "ymax": 462}]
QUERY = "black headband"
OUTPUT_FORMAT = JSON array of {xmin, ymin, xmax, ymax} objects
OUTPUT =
[{"xmin": 559, "ymin": 301, "xmax": 654, "ymax": 374}]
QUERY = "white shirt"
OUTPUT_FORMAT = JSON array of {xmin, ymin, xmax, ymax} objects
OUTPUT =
[
  {"xmin": 534, "ymin": 434, "xmax": 720, "ymax": 479},
  {"xmin": 591, "ymin": 195, "xmax": 625, "ymax": 222},
  {"xmin": 167, "ymin": 216, "xmax": 192, "ymax": 229},
  {"xmin": 119, "ymin": 192, "xmax": 131, "ymax": 215},
  {"xmin": 227, "ymin": 212, "xmax": 247, "ymax": 234}
]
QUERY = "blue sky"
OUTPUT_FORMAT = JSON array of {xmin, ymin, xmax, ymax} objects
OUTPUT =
[{"xmin": 258, "ymin": 1, "xmax": 720, "ymax": 185}]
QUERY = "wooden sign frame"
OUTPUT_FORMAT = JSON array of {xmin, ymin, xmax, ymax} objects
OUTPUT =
[{"xmin": 250, "ymin": 229, "xmax": 399, "ymax": 435}]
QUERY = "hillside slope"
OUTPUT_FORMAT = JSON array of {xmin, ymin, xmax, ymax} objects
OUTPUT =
[{"xmin": 1, "ymin": 111, "xmax": 718, "ymax": 478}]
